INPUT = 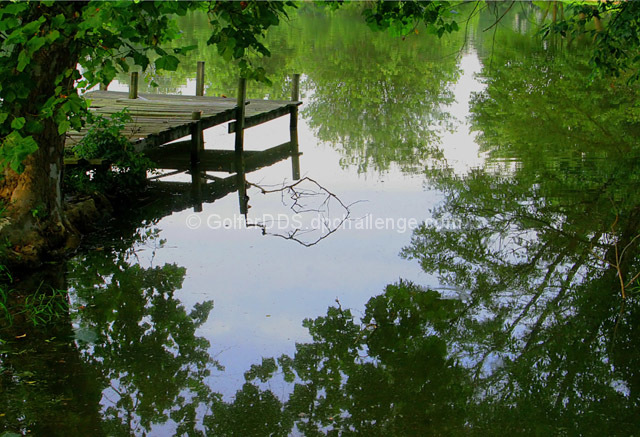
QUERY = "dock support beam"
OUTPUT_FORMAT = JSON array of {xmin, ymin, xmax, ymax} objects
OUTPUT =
[
  {"xmin": 190, "ymin": 111, "xmax": 203, "ymax": 166},
  {"xmin": 196, "ymin": 61, "xmax": 205, "ymax": 97},
  {"xmin": 290, "ymin": 73, "xmax": 301, "ymax": 180},
  {"xmin": 129, "ymin": 72, "xmax": 138, "ymax": 99}
]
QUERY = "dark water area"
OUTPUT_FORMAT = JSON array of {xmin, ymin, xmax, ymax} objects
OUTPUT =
[{"xmin": 2, "ymin": 4, "xmax": 640, "ymax": 435}]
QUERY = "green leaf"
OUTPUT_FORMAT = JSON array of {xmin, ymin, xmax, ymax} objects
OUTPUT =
[
  {"xmin": 0, "ymin": 113, "xmax": 8, "ymax": 124},
  {"xmin": 21, "ymin": 16, "xmax": 45, "ymax": 36},
  {"xmin": 101, "ymin": 61, "xmax": 118, "ymax": 83},
  {"xmin": 115, "ymin": 57, "xmax": 130, "ymax": 73},
  {"xmin": 0, "ymin": 2, "xmax": 28, "ymax": 16},
  {"xmin": 25, "ymin": 119, "xmax": 43, "ymax": 135},
  {"xmin": 58, "ymin": 120, "xmax": 70, "ymax": 135},
  {"xmin": 46, "ymin": 29, "xmax": 61, "ymax": 43},
  {"xmin": 17, "ymin": 50, "xmax": 29, "ymax": 72},
  {"xmin": 131, "ymin": 51, "xmax": 150, "ymax": 70},
  {"xmin": 51, "ymin": 13, "xmax": 65, "ymax": 28},
  {"xmin": 0, "ymin": 17, "xmax": 19, "ymax": 33},
  {"xmin": 2, "ymin": 131, "xmax": 39, "ymax": 173},
  {"xmin": 173, "ymin": 45, "xmax": 198, "ymax": 55},
  {"xmin": 153, "ymin": 46, "xmax": 168, "ymax": 56},
  {"xmin": 26, "ymin": 36, "xmax": 46, "ymax": 54},
  {"xmin": 16, "ymin": 84, "xmax": 30, "ymax": 99},
  {"xmin": 11, "ymin": 117, "xmax": 26, "ymax": 130},
  {"xmin": 155, "ymin": 55, "xmax": 180, "ymax": 71}
]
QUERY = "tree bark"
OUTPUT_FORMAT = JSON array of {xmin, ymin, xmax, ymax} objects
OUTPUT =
[{"xmin": 0, "ymin": 33, "xmax": 81, "ymax": 267}]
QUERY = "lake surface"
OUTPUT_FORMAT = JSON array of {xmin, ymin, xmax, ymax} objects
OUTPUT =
[{"xmin": 2, "ymin": 4, "xmax": 640, "ymax": 435}]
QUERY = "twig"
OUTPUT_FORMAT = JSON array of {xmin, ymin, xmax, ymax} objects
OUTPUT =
[
  {"xmin": 245, "ymin": 177, "xmax": 357, "ymax": 247},
  {"xmin": 483, "ymin": 1, "xmax": 515, "ymax": 32}
]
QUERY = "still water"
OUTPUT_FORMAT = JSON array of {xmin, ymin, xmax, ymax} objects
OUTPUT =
[{"xmin": 2, "ymin": 4, "xmax": 640, "ymax": 436}]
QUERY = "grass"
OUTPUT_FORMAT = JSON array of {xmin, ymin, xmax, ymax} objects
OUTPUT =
[{"xmin": 0, "ymin": 266, "xmax": 69, "ymax": 329}]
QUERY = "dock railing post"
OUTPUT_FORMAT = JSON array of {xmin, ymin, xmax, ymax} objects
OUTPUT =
[
  {"xmin": 290, "ymin": 73, "xmax": 301, "ymax": 180},
  {"xmin": 196, "ymin": 61, "xmax": 205, "ymax": 97},
  {"xmin": 190, "ymin": 111, "xmax": 203, "ymax": 166},
  {"xmin": 129, "ymin": 72, "xmax": 139, "ymax": 99}
]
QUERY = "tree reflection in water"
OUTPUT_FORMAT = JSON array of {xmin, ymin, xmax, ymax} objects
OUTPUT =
[
  {"xmin": 225, "ymin": 26, "xmax": 640, "ymax": 436},
  {"xmin": 3, "ymin": 6, "xmax": 640, "ymax": 435}
]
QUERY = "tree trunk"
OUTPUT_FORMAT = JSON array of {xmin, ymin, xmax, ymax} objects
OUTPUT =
[
  {"xmin": 0, "ymin": 127, "xmax": 73, "ymax": 265},
  {"xmin": 0, "ymin": 38, "xmax": 81, "ymax": 268}
]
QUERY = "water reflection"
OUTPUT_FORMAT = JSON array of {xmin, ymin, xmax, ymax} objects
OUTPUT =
[
  {"xmin": 225, "ymin": 35, "xmax": 640, "ymax": 436},
  {"xmin": 0, "ymin": 227, "xmax": 217, "ymax": 435},
  {"xmin": 70, "ymin": 247, "xmax": 217, "ymax": 435},
  {"xmin": 145, "ymin": 142, "xmax": 300, "ymax": 216},
  {"xmin": 3, "ymin": 4, "xmax": 640, "ymax": 435}
]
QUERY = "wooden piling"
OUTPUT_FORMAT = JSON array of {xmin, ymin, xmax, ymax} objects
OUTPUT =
[
  {"xmin": 190, "ymin": 111, "xmax": 203, "ymax": 166},
  {"xmin": 129, "ymin": 72, "xmax": 139, "ymax": 99},
  {"xmin": 290, "ymin": 73, "xmax": 301, "ymax": 180},
  {"xmin": 235, "ymin": 77, "xmax": 247, "ymax": 153},
  {"xmin": 235, "ymin": 77, "xmax": 248, "ymax": 214},
  {"xmin": 196, "ymin": 61, "xmax": 205, "ymax": 97}
]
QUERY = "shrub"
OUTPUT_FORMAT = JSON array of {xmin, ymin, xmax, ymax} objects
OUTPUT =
[{"xmin": 64, "ymin": 109, "xmax": 155, "ymax": 195}]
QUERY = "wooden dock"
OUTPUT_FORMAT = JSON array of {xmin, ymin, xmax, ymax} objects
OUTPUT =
[
  {"xmin": 65, "ymin": 90, "xmax": 300, "ymax": 151},
  {"xmin": 65, "ymin": 66, "xmax": 302, "ymax": 214}
]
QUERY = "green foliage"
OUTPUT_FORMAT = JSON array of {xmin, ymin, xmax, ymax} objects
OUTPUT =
[
  {"xmin": 206, "ymin": 382, "xmax": 291, "ymax": 436},
  {"xmin": 64, "ymin": 226, "xmax": 219, "ymax": 434},
  {"xmin": 292, "ymin": 7, "xmax": 459, "ymax": 173},
  {"xmin": 204, "ymin": 12, "xmax": 640, "ymax": 433},
  {"xmin": 64, "ymin": 109, "xmax": 155, "ymax": 194},
  {"xmin": 361, "ymin": 0, "xmax": 459, "ymax": 38},
  {"xmin": 0, "ymin": 265, "xmax": 12, "ymax": 323},
  {"xmin": 0, "ymin": 131, "xmax": 39, "ymax": 173},
  {"xmin": 0, "ymin": 1, "xmax": 298, "ymax": 176},
  {"xmin": 234, "ymin": 281, "xmax": 470, "ymax": 435},
  {"xmin": 399, "ymin": 27, "xmax": 640, "ymax": 433},
  {"xmin": 0, "ymin": 275, "xmax": 68, "ymax": 329},
  {"xmin": 0, "ymin": 223, "xmax": 220, "ymax": 434},
  {"xmin": 19, "ymin": 285, "xmax": 69, "ymax": 327},
  {"xmin": 206, "ymin": 1, "xmax": 297, "ymax": 83},
  {"xmin": 539, "ymin": 1, "xmax": 640, "ymax": 82}
]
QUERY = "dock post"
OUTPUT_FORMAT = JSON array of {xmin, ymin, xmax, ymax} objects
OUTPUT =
[
  {"xmin": 290, "ymin": 73, "xmax": 301, "ymax": 180},
  {"xmin": 196, "ymin": 61, "xmax": 205, "ymax": 96},
  {"xmin": 129, "ymin": 72, "xmax": 139, "ymax": 99},
  {"xmin": 235, "ymin": 77, "xmax": 248, "ymax": 214},
  {"xmin": 190, "ymin": 111, "xmax": 203, "ymax": 166},
  {"xmin": 234, "ymin": 77, "xmax": 247, "ymax": 153},
  {"xmin": 291, "ymin": 73, "xmax": 300, "ymax": 102}
]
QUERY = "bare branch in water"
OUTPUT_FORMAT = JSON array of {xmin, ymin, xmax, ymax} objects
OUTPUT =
[{"xmin": 245, "ymin": 177, "xmax": 360, "ymax": 247}]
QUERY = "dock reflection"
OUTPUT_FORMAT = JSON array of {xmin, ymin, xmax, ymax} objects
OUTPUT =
[{"xmin": 145, "ymin": 140, "xmax": 301, "ymax": 216}]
